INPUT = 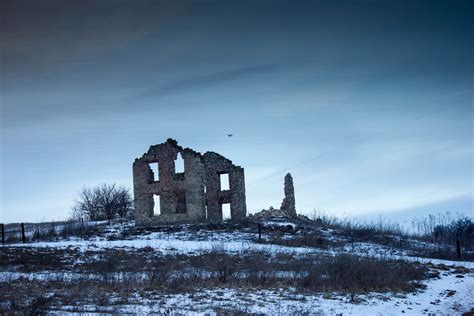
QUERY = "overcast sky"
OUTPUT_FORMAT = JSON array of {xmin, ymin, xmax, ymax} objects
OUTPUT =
[{"xmin": 1, "ymin": 0, "xmax": 472, "ymax": 223}]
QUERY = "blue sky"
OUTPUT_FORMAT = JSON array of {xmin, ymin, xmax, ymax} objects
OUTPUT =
[{"xmin": 1, "ymin": 0, "xmax": 472, "ymax": 223}]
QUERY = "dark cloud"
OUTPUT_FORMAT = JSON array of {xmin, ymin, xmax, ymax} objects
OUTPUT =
[
  {"xmin": 134, "ymin": 63, "xmax": 279, "ymax": 99},
  {"xmin": 0, "ymin": 0, "xmax": 188, "ymax": 76}
]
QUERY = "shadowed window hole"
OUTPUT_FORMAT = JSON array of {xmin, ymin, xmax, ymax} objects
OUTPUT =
[{"xmin": 175, "ymin": 191, "xmax": 187, "ymax": 214}]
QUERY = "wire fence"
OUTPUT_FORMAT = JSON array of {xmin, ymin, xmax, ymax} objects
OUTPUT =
[{"xmin": 0, "ymin": 220, "xmax": 110, "ymax": 244}]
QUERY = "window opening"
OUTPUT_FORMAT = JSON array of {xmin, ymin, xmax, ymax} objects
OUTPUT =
[
  {"xmin": 149, "ymin": 162, "xmax": 159, "ymax": 181},
  {"xmin": 153, "ymin": 194, "xmax": 160, "ymax": 215},
  {"xmin": 175, "ymin": 153, "xmax": 184, "ymax": 173},
  {"xmin": 220, "ymin": 173, "xmax": 229, "ymax": 190},
  {"xmin": 222, "ymin": 203, "xmax": 231, "ymax": 220}
]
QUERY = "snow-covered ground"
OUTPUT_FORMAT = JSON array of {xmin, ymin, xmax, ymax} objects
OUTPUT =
[
  {"xmin": 10, "ymin": 231, "xmax": 474, "ymax": 269},
  {"xmin": 43, "ymin": 270, "xmax": 472, "ymax": 315},
  {"xmin": 110, "ymin": 271, "xmax": 474, "ymax": 315},
  {"xmin": 2, "ymin": 220, "xmax": 473, "ymax": 314}
]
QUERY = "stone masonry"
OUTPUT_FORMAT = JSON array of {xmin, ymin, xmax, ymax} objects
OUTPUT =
[
  {"xmin": 280, "ymin": 173, "xmax": 296, "ymax": 217},
  {"xmin": 133, "ymin": 139, "xmax": 246, "ymax": 225}
]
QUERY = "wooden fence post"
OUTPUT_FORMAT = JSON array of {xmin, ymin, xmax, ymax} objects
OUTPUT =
[
  {"xmin": 21, "ymin": 223, "xmax": 26, "ymax": 243},
  {"xmin": 351, "ymin": 230, "xmax": 354, "ymax": 250},
  {"xmin": 1, "ymin": 224, "xmax": 4, "ymax": 245}
]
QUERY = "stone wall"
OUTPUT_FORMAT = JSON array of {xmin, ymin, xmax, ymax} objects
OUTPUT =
[
  {"xmin": 203, "ymin": 152, "xmax": 247, "ymax": 222},
  {"xmin": 133, "ymin": 139, "xmax": 246, "ymax": 226}
]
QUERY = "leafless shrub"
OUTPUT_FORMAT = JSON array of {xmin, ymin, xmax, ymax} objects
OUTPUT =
[
  {"xmin": 28, "ymin": 295, "xmax": 51, "ymax": 315},
  {"xmin": 255, "ymin": 233, "xmax": 339, "ymax": 249},
  {"xmin": 304, "ymin": 253, "xmax": 427, "ymax": 293},
  {"xmin": 311, "ymin": 210, "xmax": 406, "ymax": 237},
  {"xmin": 309, "ymin": 210, "xmax": 473, "ymax": 259},
  {"xmin": 1, "ymin": 244, "xmax": 431, "ymax": 313},
  {"xmin": 72, "ymin": 183, "xmax": 133, "ymax": 221}
]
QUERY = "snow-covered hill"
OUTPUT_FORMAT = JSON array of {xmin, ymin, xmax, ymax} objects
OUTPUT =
[{"xmin": 1, "ymin": 219, "xmax": 473, "ymax": 314}]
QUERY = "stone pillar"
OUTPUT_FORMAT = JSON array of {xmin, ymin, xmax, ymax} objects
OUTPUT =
[
  {"xmin": 230, "ymin": 167, "xmax": 247, "ymax": 220},
  {"xmin": 205, "ymin": 170, "xmax": 222, "ymax": 222},
  {"xmin": 280, "ymin": 173, "xmax": 296, "ymax": 217},
  {"xmin": 182, "ymin": 149, "xmax": 206, "ymax": 222}
]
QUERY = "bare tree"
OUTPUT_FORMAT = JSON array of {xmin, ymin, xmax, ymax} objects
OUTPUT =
[
  {"xmin": 115, "ymin": 187, "xmax": 134, "ymax": 218},
  {"xmin": 72, "ymin": 187, "xmax": 101, "ymax": 220},
  {"xmin": 72, "ymin": 183, "xmax": 133, "ymax": 221}
]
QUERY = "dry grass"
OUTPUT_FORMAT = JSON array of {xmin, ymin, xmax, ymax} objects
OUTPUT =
[{"xmin": 0, "ymin": 245, "xmax": 431, "ymax": 312}]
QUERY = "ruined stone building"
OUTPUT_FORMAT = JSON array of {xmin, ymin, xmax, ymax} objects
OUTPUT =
[{"xmin": 133, "ymin": 139, "xmax": 246, "ymax": 225}]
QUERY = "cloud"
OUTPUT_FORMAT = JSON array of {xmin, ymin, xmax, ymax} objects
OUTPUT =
[
  {"xmin": 0, "ymin": 0, "xmax": 186, "ymax": 76},
  {"xmin": 133, "ymin": 63, "xmax": 279, "ymax": 99}
]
